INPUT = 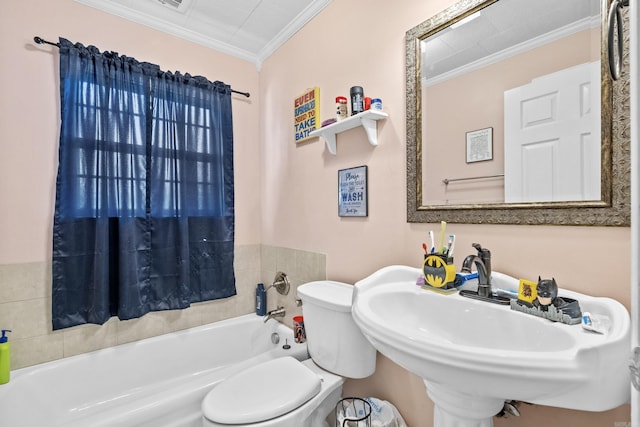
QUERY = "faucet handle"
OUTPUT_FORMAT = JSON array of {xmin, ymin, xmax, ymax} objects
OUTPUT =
[{"xmin": 472, "ymin": 243, "xmax": 491, "ymax": 258}]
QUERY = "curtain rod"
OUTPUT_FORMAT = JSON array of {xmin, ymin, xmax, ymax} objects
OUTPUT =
[{"xmin": 33, "ymin": 36, "xmax": 250, "ymax": 98}]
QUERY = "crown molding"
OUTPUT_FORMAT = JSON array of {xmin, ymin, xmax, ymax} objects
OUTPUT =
[
  {"xmin": 423, "ymin": 15, "xmax": 600, "ymax": 87},
  {"xmin": 74, "ymin": 0, "xmax": 332, "ymax": 69},
  {"xmin": 256, "ymin": 0, "xmax": 332, "ymax": 69}
]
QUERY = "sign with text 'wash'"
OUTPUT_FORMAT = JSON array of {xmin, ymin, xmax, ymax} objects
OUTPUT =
[
  {"xmin": 338, "ymin": 166, "xmax": 368, "ymax": 217},
  {"xmin": 294, "ymin": 87, "xmax": 320, "ymax": 143}
]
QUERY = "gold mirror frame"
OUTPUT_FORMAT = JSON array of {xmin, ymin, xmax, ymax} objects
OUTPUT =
[{"xmin": 406, "ymin": 0, "xmax": 630, "ymax": 226}]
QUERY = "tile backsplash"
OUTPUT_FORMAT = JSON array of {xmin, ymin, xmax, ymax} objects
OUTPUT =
[
  {"xmin": 260, "ymin": 245, "xmax": 327, "ymax": 329},
  {"xmin": 0, "ymin": 245, "xmax": 326, "ymax": 369}
]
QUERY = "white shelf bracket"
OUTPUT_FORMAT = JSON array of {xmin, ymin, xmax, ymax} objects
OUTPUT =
[
  {"xmin": 324, "ymin": 133, "xmax": 337, "ymax": 155},
  {"xmin": 308, "ymin": 110, "xmax": 388, "ymax": 155},
  {"xmin": 361, "ymin": 117, "xmax": 379, "ymax": 147}
]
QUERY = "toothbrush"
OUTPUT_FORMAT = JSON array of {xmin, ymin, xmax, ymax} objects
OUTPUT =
[
  {"xmin": 447, "ymin": 234, "xmax": 456, "ymax": 257},
  {"xmin": 428, "ymin": 230, "xmax": 435, "ymax": 253},
  {"xmin": 438, "ymin": 221, "xmax": 447, "ymax": 254}
]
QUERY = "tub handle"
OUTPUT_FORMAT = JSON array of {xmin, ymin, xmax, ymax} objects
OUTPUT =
[{"xmin": 267, "ymin": 271, "xmax": 290, "ymax": 295}]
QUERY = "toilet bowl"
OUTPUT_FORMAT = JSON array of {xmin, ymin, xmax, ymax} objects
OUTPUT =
[{"xmin": 201, "ymin": 280, "xmax": 376, "ymax": 427}]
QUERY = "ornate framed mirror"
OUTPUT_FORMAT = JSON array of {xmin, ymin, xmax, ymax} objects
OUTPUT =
[{"xmin": 406, "ymin": 0, "xmax": 629, "ymax": 225}]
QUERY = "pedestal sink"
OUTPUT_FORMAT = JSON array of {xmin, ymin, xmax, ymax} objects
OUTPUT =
[{"xmin": 352, "ymin": 266, "xmax": 630, "ymax": 427}]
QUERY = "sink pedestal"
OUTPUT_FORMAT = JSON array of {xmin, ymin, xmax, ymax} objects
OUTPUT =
[{"xmin": 425, "ymin": 382, "xmax": 503, "ymax": 427}]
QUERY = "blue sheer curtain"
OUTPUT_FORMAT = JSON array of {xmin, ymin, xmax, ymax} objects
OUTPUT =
[{"xmin": 52, "ymin": 38, "xmax": 236, "ymax": 330}]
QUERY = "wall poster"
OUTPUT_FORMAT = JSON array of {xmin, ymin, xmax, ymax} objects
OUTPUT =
[
  {"xmin": 338, "ymin": 166, "xmax": 368, "ymax": 217},
  {"xmin": 294, "ymin": 87, "xmax": 320, "ymax": 143}
]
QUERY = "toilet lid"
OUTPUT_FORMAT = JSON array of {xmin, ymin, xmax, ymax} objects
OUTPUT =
[{"xmin": 202, "ymin": 356, "xmax": 322, "ymax": 424}]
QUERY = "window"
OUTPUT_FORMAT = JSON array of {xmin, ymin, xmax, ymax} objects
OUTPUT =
[{"xmin": 52, "ymin": 38, "xmax": 236, "ymax": 330}]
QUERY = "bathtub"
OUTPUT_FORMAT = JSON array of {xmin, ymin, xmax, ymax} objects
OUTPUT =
[{"xmin": 0, "ymin": 314, "xmax": 308, "ymax": 427}]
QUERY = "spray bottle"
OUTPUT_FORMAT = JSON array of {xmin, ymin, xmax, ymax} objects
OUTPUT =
[{"xmin": 0, "ymin": 329, "xmax": 11, "ymax": 384}]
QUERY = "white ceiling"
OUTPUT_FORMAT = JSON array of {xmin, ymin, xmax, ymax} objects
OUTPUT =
[
  {"xmin": 74, "ymin": 0, "xmax": 332, "ymax": 69},
  {"xmin": 422, "ymin": 0, "xmax": 601, "ymax": 84}
]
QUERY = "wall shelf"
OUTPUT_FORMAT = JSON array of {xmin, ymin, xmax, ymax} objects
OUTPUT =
[{"xmin": 309, "ymin": 110, "xmax": 388, "ymax": 155}]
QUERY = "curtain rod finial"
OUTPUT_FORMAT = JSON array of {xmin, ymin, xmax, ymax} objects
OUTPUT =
[{"xmin": 33, "ymin": 36, "xmax": 60, "ymax": 48}]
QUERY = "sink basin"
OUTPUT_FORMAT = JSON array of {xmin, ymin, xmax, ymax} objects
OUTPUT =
[{"xmin": 352, "ymin": 265, "xmax": 630, "ymax": 426}]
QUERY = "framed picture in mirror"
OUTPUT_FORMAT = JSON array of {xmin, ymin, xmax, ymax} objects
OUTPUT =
[{"xmin": 466, "ymin": 127, "xmax": 493, "ymax": 163}]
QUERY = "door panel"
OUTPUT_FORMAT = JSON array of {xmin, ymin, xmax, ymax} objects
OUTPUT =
[{"xmin": 504, "ymin": 61, "xmax": 600, "ymax": 203}]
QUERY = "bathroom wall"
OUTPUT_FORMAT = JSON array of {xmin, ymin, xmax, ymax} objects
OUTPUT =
[
  {"xmin": 260, "ymin": 245, "xmax": 327, "ymax": 329},
  {"xmin": 0, "ymin": 244, "xmax": 324, "ymax": 369},
  {"xmin": 0, "ymin": 0, "xmax": 326, "ymax": 370},
  {"xmin": 258, "ymin": 0, "xmax": 631, "ymax": 426},
  {"xmin": 0, "ymin": 247, "xmax": 255, "ymax": 368},
  {"xmin": 0, "ymin": 0, "xmax": 265, "ymax": 367}
]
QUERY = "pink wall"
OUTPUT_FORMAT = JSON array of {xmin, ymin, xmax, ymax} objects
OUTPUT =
[
  {"xmin": 0, "ymin": 0, "xmax": 261, "ymax": 265},
  {"xmin": 259, "ymin": 0, "xmax": 630, "ymax": 425}
]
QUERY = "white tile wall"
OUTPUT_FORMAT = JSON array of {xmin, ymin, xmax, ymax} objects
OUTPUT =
[
  {"xmin": 260, "ymin": 245, "xmax": 327, "ymax": 328},
  {"xmin": 0, "ymin": 245, "xmax": 325, "ymax": 369}
]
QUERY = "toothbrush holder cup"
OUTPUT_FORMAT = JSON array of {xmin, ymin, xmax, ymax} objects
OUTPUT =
[{"xmin": 423, "ymin": 254, "xmax": 456, "ymax": 289}]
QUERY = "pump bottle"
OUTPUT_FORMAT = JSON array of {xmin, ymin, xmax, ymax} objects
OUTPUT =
[
  {"xmin": 0, "ymin": 329, "xmax": 12, "ymax": 384},
  {"xmin": 255, "ymin": 283, "xmax": 267, "ymax": 316}
]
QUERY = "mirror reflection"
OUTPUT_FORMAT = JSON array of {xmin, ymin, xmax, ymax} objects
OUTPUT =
[
  {"xmin": 421, "ymin": 0, "xmax": 601, "ymax": 206},
  {"xmin": 406, "ymin": 0, "xmax": 630, "ymax": 226}
]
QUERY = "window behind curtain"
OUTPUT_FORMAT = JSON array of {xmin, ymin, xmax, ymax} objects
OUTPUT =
[{"xmin": 52, "ymin": 38, "xmax": 236, "ymax": 330}]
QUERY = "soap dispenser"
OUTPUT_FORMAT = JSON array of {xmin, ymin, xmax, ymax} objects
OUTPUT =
[{"xmin": 0, "ymin": 329, "xmax": 11, "ymax": 384}]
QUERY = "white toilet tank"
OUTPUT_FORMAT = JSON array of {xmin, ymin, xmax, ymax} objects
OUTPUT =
[{"xmin": 297, "ymin": 280, "xmax": 376, "ymax": 378}]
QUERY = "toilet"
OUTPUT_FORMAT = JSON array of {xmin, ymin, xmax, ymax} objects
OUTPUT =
[{"xmin": 201, "ymin": 280, "xmax": 377, "ymax": 427}]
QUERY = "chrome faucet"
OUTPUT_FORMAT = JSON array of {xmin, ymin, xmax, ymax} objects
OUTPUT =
[
  {"xmin": 263, "ymin": 306, "xmax": 286, "ymax": 323},
  {"xmin": 461, "ymin": 243, "xmax": 492, "ymax": 297}
]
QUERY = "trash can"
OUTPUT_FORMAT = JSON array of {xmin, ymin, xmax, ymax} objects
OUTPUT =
[
  {"xmin": 335, "ymin": 397, "xmax": 371, "ymax": 427},
  {"xmin": 362, "ymin": 397, "xmax": 408, "ymax": 427}
]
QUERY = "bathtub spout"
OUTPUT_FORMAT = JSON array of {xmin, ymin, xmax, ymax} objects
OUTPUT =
[{"xmin": 264, "ymin": 306, "xmax": 286, "ymax": 323}]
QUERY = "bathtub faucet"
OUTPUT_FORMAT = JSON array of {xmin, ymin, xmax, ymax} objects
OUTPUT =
[{"xmin": 264, "ymin": 306, "xmax": 286, "ymax": 323}]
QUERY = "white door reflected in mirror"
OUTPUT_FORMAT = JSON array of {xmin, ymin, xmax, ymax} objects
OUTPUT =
[{"xmin": 504, "ymin": 61, "xmax": 601, "ymax": 203}]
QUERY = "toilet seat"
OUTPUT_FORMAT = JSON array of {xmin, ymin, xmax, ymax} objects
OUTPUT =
[{"xmin": 202, "ymin": 356, "xmax": 322, "ymax": 424}]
